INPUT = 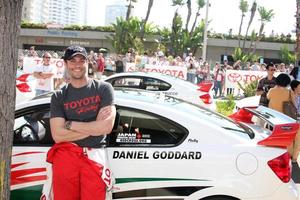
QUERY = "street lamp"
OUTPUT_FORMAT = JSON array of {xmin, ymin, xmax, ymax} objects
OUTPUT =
[{"xmin": 202, "ymin": 0, "xmax": 210, "ymax": 61}]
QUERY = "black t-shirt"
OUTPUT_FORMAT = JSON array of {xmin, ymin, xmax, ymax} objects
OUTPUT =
[
  {"xmin": 256, "ymin": 76, "xmax": 276, "ymax": 106},
  {"xmin": 50, "ymin": 79, "xmax": 114, "ymax": 148}
]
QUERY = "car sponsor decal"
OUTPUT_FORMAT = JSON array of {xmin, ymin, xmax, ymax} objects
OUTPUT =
[
  {"xmin": 113, "ymin": 186, "xmax": 211, "ymax": 199},
  {"xmin": 11, "ymin": 151, "xmax": 47, "ymax": 188},
  {"xmin": 116, "ymin": 128, "xmax": 151, "ymax": 144},
  {"xmin": 112, "ymin": 150, "xmax": 202, "ymax": 160}
]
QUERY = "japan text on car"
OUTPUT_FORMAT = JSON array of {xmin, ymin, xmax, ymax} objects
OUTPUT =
[{"xmin": 11, "ymin": 89, "xmax": 299, "ymax": 200}]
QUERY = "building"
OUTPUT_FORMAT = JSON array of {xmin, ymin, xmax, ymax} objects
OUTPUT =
[
  {"xmin": 105, "ymin": 0, "xmax": 128, "ymax": 25},
  {"xmin": 105, "ymin": 4, "xmax": 127, "ymax": 25},
  {"xmin": 48, "ymin": 0, "xmax": 87, "ymax": 26},
  {"xmin": 18, "ymin": 28, "xmax": 295, "ymax": 65},
  {"xmin": 22, "ymin": 0, "xmax": 87, "ymax": 26},
  {"xmin": 22, "ymin": 0, "xmax": 50, "ymax": 24}
]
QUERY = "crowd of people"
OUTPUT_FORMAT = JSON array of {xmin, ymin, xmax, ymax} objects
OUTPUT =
[{"xmin": 18, "ymin": 46, "xmax": 297, "ymax": 99}]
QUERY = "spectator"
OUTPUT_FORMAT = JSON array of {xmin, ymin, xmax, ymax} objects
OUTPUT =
[
  {"xmin": 96, "ymin": 53, "xmax": 105, "ymax": 79},
  {"xmin": 140, "ymin": 52, "xmax": 149, "ymax": 68},
  {"xmin": 213, "ymin": 62, "xmax": 225, "ymax": 98},
  {"xmin": 186, "ymin": 58, "xmax": 197, "ymax": 83},
  {"xmin": 115, "ymin": 55, "xmax": 125, "ymax": 73},
  {"xmin": 267, "ymin": 73, "xmax": 294, "ymax": 113},
  {"xmin": 256, "ymin": 63, "xmax": 276, "ymax": 107},
  {"xmin": 290, "ymin": 60, "xmax": 300, "ymax": 80},
  {"xmin": 28, "ymin": 46, "xmax": 38, "ymax": 57},
  {"xmin": 33, "ymin": 52, "xmax": 55, "ymax": 96},
  {"xmin": 251, "ymin": 60, "xmax": 261, "ymax": 71}
]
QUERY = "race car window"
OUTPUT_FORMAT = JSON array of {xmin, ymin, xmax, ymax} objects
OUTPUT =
[
  {"xmin": 109, "ymin": 107, "xmax": 188, "ymax": 147},
  {"xmin": 108, "ymin": 77, "xmax": 142, "ymax": 89},
  {"xmin": 143, "ymin": 77, "xmax": 171, "ymax": 91},
  {"xmin": 14, "ymin": 106, "xmax": 54, "ymax": 146}
]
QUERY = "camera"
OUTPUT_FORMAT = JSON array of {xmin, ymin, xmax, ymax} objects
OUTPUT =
[{"xmin": 263, "ymin": 85, "xmax": 271, "ymax": 93}]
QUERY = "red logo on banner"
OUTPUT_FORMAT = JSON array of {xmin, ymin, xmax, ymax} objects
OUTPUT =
[{"xmin": 228, "ymin": 73, "xmax": 242, "ymax": 82}]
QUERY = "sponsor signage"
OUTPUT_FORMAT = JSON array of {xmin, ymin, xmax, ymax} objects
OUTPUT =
[
  {"xmin": 116, "ymin": 132, "xmax": 151, "ymax": 144},
  {"xmin": 125, "ymin": 63, "xmax": 187, "ymax": 80},
  {"xmin": 225, "ymin": 70, "xmax": 280, "ymax": 93}
]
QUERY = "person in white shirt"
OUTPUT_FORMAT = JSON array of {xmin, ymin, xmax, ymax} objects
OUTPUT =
[{"xmin": 33, "ymin": 52, "xmax": 55, "ymax": 96}]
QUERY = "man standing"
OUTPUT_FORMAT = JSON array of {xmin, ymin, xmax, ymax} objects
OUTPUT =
[
  {"xmin": 33, "ymin": 52, "xmax": 55, "ymax": 96},
  {"xmin": 96, "ymin": 52, "xmax": 105, "ymax": 79},
  {"xmin": 48, "ymin": 46, "xmax": 116, "ymax": 200},
  {"xmin": 256, "ymin": 63, "xmax": 276, "ymax": 107}
]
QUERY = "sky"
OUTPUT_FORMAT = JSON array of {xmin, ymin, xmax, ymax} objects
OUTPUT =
[{"xmin": 87, "ymin": 0, "xmax": 296, "ymax": 37}]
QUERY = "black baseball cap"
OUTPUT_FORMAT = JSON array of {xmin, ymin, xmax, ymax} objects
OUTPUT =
[{"xmin": 62, "ymin": 46, "xmax": 87, "ymax": 60}]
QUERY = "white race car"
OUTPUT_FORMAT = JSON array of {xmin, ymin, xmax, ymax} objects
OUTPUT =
[
  {"xmin": 103, "ymin": 72, "xmax": 214, "ymax": 109},
  {"xmin": 11, "ymin": 89, "xmax": 299, "ymax": 200}
]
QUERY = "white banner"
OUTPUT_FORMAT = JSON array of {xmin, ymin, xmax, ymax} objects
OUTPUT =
[
  {"xmin": 225, "ymin": 70, "xmax": 267, "ymax": 89},
  {"xmin": 125, "ymin": 63, "xmax": 187, "ymax": 80},
  {"xmin": 224, "ymin": 70, "xmax": 282, "ymax": 91},
  {"xmin": 23, "ymin": 57, "xmax": 65, "ymax": 78}
]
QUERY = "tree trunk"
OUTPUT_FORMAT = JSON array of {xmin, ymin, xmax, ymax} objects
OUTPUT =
[
  {"xmin": 190, "ymin": 8, "xmax": 200, "ymax": 36},
  {"xmin": 242, "ymin": 1, "xmax": 257, "ymax": 51},
  {"xmin": 296, "ymin": 0, "xmax": 300, "ymax": 61},
  {"xmin": 185, "ymin": 0, "xmax": 192, "ymax": 32},
  {"xmin": 0, "ymin": 0, "xmax": 23, "ymax": 199},
  {"xmin": 140, "ymin": 0, "xmax": 154, "ymax": 40},
  {"xmin": 126, "ymin": 0, "xmax": 133, "ymax": 20},
  {"xmin": 238, "ymin": 15, "xmax": 244, "ymax": 48}
]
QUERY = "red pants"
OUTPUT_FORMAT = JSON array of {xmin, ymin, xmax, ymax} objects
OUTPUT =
[{"xmin": 47, "ymin": 143, "xmax": 106, "ymax": 200}]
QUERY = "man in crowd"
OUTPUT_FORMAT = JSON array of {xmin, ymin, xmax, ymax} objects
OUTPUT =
[
  {"xmin": 96, "ymin": 52, "xmax": 105, "ymax": 79},
  {"xmin": 256, "ymin": 63, "xmax": 276, "ymax": 107},
  {"xmin": 33, "ymin": 52, "xmax": 55, "ymax": 96}
]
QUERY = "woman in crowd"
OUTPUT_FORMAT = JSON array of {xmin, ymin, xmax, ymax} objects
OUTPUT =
[{"xmin": 267, "ymin": 73, "xmax": 295, "ymax": 113}]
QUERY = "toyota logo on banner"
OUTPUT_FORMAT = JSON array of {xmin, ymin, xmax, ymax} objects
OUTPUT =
[{"xmin": 228, "ymin": 73, "xmax": 242, "ymax": 83}]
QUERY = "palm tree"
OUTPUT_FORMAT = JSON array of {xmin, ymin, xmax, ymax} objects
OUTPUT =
[
  {"xmin": 242, "ymin": 1, "xmax": 257, "ymax": 50},
  {"xmin": 126, "ymin": 0, "xmax": 137, "ymax": 20},
  {"xmin": 296, "ymin": 0, "xmax": 300, "ymax": 61},
  {"xmin": 252, "ymin": 6, "xmax": 274, "ymax": 53},
  {"xmin": 238, "ymin": 0, "xmax": 249, "ymax": 48},
  {"xmin": 185, "ymin": 0, "xmax": 192, "ymax": 31},
  {"xmin": 170, "ymin": 0, "xmax": 185, "ymax": 55},
  {"xmin": 190, "ymin": 0, "xmax": 205, "ymax": 36},
  {"xmin": 140, "ymin": 0, "xmax": 154, "ymax": 40}
]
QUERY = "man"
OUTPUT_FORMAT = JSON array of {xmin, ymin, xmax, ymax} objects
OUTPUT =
[
  {"xmin": 96, "ymin": 52, "xmax": 105, "ymax": 79},
  {"xmin": 47, "ymin": 46, "xmax": 116, "ymax": 200},
  {"xmin": 251, "ymin": 60, "xmax": 261, "ymax": 71},
  {"xmin": 290, "ymin": 60, "xmax": 300, "ymax": 80},
  {"xmin": 256, "ymin": 63, "xmax": 276, "ymax": 107},
  {"xmin": 33, "ymin": 52, "xmax": 55, "ymax": 96}
]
